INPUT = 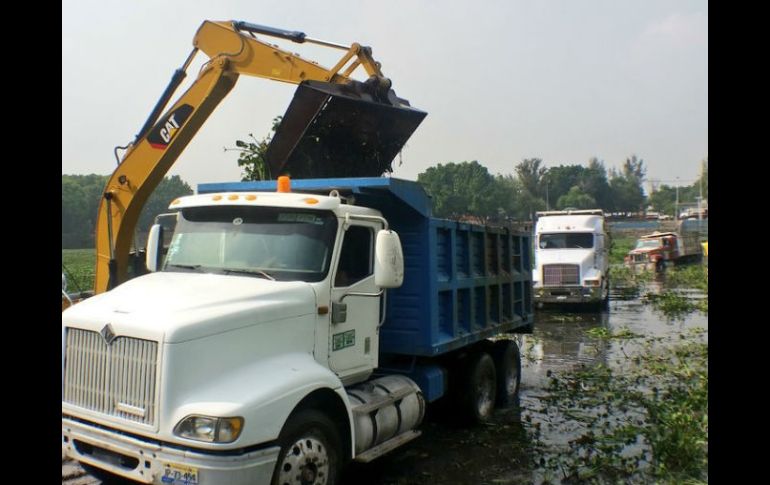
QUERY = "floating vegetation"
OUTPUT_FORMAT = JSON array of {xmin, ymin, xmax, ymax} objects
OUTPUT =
[
  {"xmin": 643, "ymin": 291, "xmax": 698, "ymax": 319},
  {"xmin": 585, "ymin": 327, "xmax": 643, "ymax": 340},
  {"xmin": 527, "ymin": 333, "xmax": 708, "ymax": 484}
]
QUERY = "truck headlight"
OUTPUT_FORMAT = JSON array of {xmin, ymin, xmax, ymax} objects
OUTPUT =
[{"xmin": 174, "ymin": 415, "xmax": 244, "ymax": 443}]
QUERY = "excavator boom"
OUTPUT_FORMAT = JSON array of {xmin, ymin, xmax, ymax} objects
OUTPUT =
[{"xmin": 90, "ymin": 20, "xmax": 426, "ymax": 295}]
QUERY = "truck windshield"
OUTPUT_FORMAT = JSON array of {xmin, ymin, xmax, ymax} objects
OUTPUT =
[
  {"xmin": 635, "ymin": 239, "xmax": 662, "ymax": 249},
  {"xmin": 163, "ymin": 206, "xmax": 338, "ymax": 282},
  {"xmin": 539, "ymin": 233, "xmax": 594, "ymax": 249}
]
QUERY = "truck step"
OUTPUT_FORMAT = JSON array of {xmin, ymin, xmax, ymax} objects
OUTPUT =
[{"xmin": 354, "ymin": 430, "xmax": 422, "ymax": 463}]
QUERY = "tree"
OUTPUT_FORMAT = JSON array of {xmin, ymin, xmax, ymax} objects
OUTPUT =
[
  {"xmin": 608, "ymin": 155, "xmax": 647, "ymax": 213},
  {"xmin": 543, "ymin": 164, "xmax": 584, "ymax": 208},
  {"xmin": 227, "ymin": 116, "xmax": 283, "ymax": 181},
  {"xmin": 62, "ymin": 174, "xmax": 193, "ymax": 249},
  {"xmin": 515, "ymin": 158, "xmax": 547, "ymax": 199},
  {"xmin": 62, "ymin": 178, "xmax": 89, "ymax": 248},
  {"xmin": 557, "ymin": 185, "xmax": 597, "ymax": 210},
  {"xmin": 581, "ymin": 158, "xmax": 611, "ymax": 209},
  {"xmin": 495, "ymin": 174, "xmax": 545, "ymax": 221},
  {"xmin": 648, "ymin": 185, "xmax": 678, "ymax": 216},
  {"xmin": 418, "ymin": 161, "xmax": 513, "ymax": 222},
  {"xmin": 694, "ymin": 157, "xmax": 708, "ymax": 200},
  {"xmin": 138, "ymin": 175, "xmax": 193, "ymax": 231}
]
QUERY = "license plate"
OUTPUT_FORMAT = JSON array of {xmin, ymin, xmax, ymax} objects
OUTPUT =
[{"xmin": 161, "ymin": 463, "xmax": 199, "ymax": 485}]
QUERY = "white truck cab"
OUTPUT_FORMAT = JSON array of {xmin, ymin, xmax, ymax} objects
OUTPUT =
[
  {"xmin": 532, "ymin": 209, "xmax": 609, "ymax": 309},
  {"xmin": 62, "ymin": 186, "xmax": 408, "ymax": 484}
]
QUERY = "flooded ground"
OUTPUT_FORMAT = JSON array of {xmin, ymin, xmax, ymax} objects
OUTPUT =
[
  {"xmin": 343, "ymin": 282, "xmax": 707, "ymax": 485},
  {"xmin": 63, "ymin": 282, "xmax": 707, "ymax": 485}
]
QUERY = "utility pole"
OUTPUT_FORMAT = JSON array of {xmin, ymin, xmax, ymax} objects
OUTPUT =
[{"xmin": 675, "ymin": 177, "xmax": 679, "ymax": 221}]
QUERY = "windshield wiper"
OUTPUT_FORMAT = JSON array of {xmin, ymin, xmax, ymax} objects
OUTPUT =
[
  {"xmin": 165, "ymin": 263, "xmax": 203, "ymax": 272},
  {"xmin": 221, "ymin": 268, "xmax": 276, "ymax": 281}
]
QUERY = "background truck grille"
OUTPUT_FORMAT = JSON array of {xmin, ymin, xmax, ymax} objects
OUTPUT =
[
  {"xmin": 543, "ymin": 264, "xmax": 580, "ymax": 286},
  {"xmin": 63, "ymin": 328, "xmax": 159, "ymax": 427},
  {"xmin": 633, "ymin": 253, "xmax": 648, "ymax": 262}
]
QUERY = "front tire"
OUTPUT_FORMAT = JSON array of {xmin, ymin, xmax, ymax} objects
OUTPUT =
[{"xmin": 272, "ymin": 410, "xmax": 342, "ymax": 485}]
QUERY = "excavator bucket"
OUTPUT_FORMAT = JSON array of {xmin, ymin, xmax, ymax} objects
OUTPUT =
[{"xmin": 265, "ymin": 80, "xmax": 427, "ymax": 179}]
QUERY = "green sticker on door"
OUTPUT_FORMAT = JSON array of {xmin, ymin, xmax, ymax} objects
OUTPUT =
[{"xmin": 332, "ymin": 330, "xmax": 355, "ymax": 351}]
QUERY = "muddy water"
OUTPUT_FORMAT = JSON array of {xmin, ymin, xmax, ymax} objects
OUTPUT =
[
  {"xmin": 63, "ymin": 285, "xmax": 707, "ymax": 485},
  {"xmin": 343, "ymin": 285, "xmax": 707, "ymax": 485}
]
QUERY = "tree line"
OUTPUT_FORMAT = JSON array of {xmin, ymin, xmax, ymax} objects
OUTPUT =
[
  {"xmin": 62, "ymin": 174, "xmax": 192, "ymax": 248},
  {"xmin": 417, "ymin": 156, "xmax": 707, "ymax": 223},
  {"xmin": 234, "ymin": 123, "xmax": 707, "ymax": 223},
  {"xmin": 63, "ymin": 146, "xmax": 706, "ymax": 248}
]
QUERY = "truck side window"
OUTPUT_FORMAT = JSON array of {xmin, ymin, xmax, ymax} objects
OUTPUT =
[{"xmin": 335, "ymin": 225, "xmax": 373, "ymax": 287}]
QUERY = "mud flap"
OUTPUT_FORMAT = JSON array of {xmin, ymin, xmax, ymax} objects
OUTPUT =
[{"xmin": 265, "ymin": 80, "xmax": 427, "ymax": 178}]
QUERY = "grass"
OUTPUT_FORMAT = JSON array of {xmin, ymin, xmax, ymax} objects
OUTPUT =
[
  {"xmin": 62, "ymin": 249, "xmax": 95, "ymax": 293},
  {"xmin": 609, "ymin": 235, "xmax": 636, "ymax": 265}
]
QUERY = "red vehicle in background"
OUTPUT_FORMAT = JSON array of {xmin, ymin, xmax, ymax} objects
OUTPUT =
[{"xmin": 625, "ymin": 229, "xmax": 703, "ymax": 273}]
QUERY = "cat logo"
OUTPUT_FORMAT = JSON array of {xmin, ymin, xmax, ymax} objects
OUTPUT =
[{"xmin": 147, "ymin": 104, "xmax": 194, "ymax": 150}]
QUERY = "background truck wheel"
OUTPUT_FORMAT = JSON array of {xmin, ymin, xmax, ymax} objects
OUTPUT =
[
  {"xmin": 457, "ymin": 351, "xmax": 497, "ymax": 424},
  {"xmin": 601, "ymin": 278, "xmax": 610, "ymax": 310},
  {"xmin": 272, "ymin": 409, "xmax": 342, "ymax": 485},
  {"xmin": 491, "ymin": 339, "xmax": 522, "ymax": 407}
]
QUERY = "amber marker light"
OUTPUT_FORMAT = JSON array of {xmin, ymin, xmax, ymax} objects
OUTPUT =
[
  {"xmin": 245, "ymin": 194, "xmax": 257, "ymax": 201},
  {"xmin": 212, "ymin": 195, "xmax": 222, "ymax": 201},
  {"xmin": 304, "ymin": 198, "xmax": 319, "ymax": 205},
  {"xmin": 228, "ymin": 194, "xmax": 239, "ymax": 200},
  {"xmin": 277, "ymin": 176, "xmax": 291, "ymax": 193}
]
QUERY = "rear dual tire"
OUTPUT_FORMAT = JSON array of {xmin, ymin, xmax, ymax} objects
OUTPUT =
[{"xmin": 455, "ymin": 339, "xmax": 523, "ymax": 423}]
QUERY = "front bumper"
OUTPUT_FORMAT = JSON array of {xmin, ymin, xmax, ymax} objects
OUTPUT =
[
  {"xmin": 534, "ymin": 286, "xmax": 602, "ymax": 304},
  {"xmin": 62, "ymin": 417, "xmax": 280, "ymax": 485},
  {"xmin": 625, "ymin": 260, "xmax": 661, "ymax": 273}
]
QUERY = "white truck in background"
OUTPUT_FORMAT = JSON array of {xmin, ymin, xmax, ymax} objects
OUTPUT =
[{"xmin": 532, "ymin": 209, "xmax": 610, "ymax": 310}]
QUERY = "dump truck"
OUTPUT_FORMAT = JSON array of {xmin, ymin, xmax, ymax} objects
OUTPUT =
[
  {"xmin": 61, "ymin": 176, "xmax": 534, "ymax": 484},
  {"xmin": 532, "ymin": 209, "xmax": 610, "ymax": 309},
  {"xmin": 625, "ymin": 221, "xmax": 703, "ymax": 272}
]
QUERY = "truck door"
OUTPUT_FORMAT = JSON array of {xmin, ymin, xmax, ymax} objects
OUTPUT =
[{"xmin": 329, "ymin": 222, "xmax": 381, "ymax": 383}]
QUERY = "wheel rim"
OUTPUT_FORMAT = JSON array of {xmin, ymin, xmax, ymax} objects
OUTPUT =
[
  {"xmin": 476, "ymin": 365, "xmax": 496, "ymax": 417},
  {"xmin": 277, "ymin": 435, "xmax": 330, "ymax": 485}
]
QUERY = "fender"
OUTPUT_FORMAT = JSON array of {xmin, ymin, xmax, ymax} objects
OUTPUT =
[{"xmin": 166, "ymin": 352, "xmax": 355, "ymax": 451}]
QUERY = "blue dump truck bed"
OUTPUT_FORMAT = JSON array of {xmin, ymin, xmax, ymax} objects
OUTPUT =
[{"xmin": 199, "ymin": 177, "xmax": 533, "ymax": 358}]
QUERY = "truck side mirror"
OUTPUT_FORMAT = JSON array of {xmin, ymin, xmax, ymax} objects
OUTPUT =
[
  {"xmin": 146, "ymin": 224, "xmax": 164, "ymax": 272},
  {"xmin": 374, "ymin": 229, "xmax": 404, "ymax": 289}
]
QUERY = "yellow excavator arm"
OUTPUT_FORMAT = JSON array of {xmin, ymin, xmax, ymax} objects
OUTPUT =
[{"xmin": 92, "ymin": 20, "xmax": 410, "ymax": 295}]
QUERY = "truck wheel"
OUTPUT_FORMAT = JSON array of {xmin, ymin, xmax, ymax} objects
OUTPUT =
[
  {"xmin": 272, "ymin": 409, "xmax": 342, "ymax": 485},
  {"xmin": 458, "ymin": 351, "xmax": 497, "ymax": 423},
  {"xmin": 601, "ymin": 278, "xmax": 610, "ymax": 310},
  {"xmin": 491, "ymin": 340, "xmax": 522, "ymax": 408}
]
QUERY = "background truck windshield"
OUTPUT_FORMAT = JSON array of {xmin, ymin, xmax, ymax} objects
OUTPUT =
[
  {"xmin": 164, "ymin": 206, "xmax": 338, "ymax": 282},
  {"xmin": 635, "ymin": 239, "xmax": 662, "ymax": 249},
  {"xmin": 539, "ymin": 233, "xmax": 594, "ymax": 249}
]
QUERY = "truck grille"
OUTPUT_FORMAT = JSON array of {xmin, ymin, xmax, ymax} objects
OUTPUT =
[
  {"xmin": 543, "ymin": 264, "xmax": 579, "ymax": 286},
  {"xmin": 63, "ymin": 328, "xmax": 159, "ymax": 427},
  {"xmin": 633, "ymin": 253, "xmax": 648, "ymax": 262}
]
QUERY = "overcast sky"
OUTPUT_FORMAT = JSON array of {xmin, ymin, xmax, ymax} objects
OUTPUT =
[{"xmin": 62, "ymin": 0, "xmax": 707, "ymax": 191}]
